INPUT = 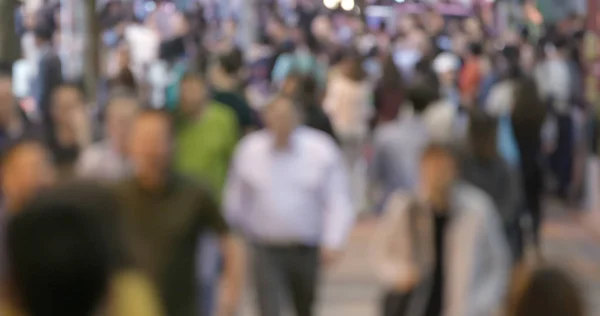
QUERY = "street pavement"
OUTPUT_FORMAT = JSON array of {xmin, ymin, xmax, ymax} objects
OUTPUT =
[{"xmin": 240, "ymin": 200, "xmax": 600, "ymax": 316}]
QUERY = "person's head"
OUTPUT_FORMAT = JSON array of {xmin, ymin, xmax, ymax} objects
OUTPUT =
[
  {"xmin": 267, "ymin": 15, "xmax": 288, "ymax": 42},
  {"xmin": 110, "ymin": 67, "xmax": 137, "ymax": 92},
  {"xmin": 179, "ymin": 73, "xmax": 208, "ymax": 116},
  {"xmin": 33, "ymin": 23, "xmax": 54, "ymax": 47},
  {"xmin": 1, "ymin": 141, "xmax": 55, "ymax": 213},
  {"xmin": 380, "ymin": 54, "xmax": 404, "ymax": 90},
  {"xmin": 0, "ymin": 73, "xmax": 15, "ymax": 126},
  {"xmin": 508, "ymin": 266, "xmax": 585, "ymax": 316},
  {"xmin": 468, "ymin": 42, "xmax": 484, "ymax": 59},
  {"xmin": 51, "ymin": 84, "xmax": 85, "ymax": 127},
  {"xmin": 281, "ymin": 72, "xmax": 303, "ymax": 96},
  {"xmin": 469, "ymin": 111, "xmax": 498, "ymax": 162},
  {"xmin": 342, "ymin": 52, "xmax": 367, "ymax": 82},
  {"xmin": 105, "ymin": 95, "xmax": 140, "ymax": 153},
  {"xmin": 128, "ymin": 109, "xmax": 173, "ymax": 182},
  {"xmin": 5, "ymin": 197, "xmax": 111, "ymax": 316},
  {"xmin": 407, "ymin": 82, "xmax": 438, "ymax": 115},
  {"xmin": 263, "ymin": 95, "xmax": 302, "ymax": 147},
  {"xmin": 432, "ymin": 52, "xmax": 460, "ymax": 86},
  {"xmin": 419, "ymin": 144, "xmax": 458, "ymax": 208}
]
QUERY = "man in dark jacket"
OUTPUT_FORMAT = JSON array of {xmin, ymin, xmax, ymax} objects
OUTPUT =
[{"xmin": 31, "ymin": 24, "xmax": 63, "ymax": 132}]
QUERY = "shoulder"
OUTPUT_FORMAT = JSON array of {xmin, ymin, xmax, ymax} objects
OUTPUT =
[
  {"xmin": 207, "ymin": 102, "xmax": 238, "ymax": 123},
  {"xmin": 454, "ymin": 182, "xmax": 497, "ymax": 221},
  {"xmin": 236, "ymin": 130, "xmax": 270, "ymax": 155},
  {"xmin": 297, "ymin": 127, "xmax": 339, "ymax": 153}
]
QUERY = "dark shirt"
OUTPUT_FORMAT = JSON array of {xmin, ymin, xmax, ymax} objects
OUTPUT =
[
  {"xmin": 113, "ymin": 174, "xmax": 229, "ymax": 316},
  {"xmin": 212, "ymin": 90, "xmax": 255, "ymax": 132},
  {"xmin": 304, "ymin": 104, "xmax": 337, "ymax": 143},
  {"xmin": 46, "ymin": 134, "xmax": 80, "ymax": 176},
  {"xmin": 425, "ymin": 211, "xmax": 449, "ymax": 316}
]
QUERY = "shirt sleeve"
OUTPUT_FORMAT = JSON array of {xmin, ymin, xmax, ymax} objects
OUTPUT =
[
  {"xmin": 322, "ymin": 147, "xmax": 356, "ymax": 250},
  {"xmin": 223, "ymin": 142, "xmax": 247, "ymax": 230},
  {"xmin": 199, "ymin": 186, "xmax": 229, "ymax": 235}
]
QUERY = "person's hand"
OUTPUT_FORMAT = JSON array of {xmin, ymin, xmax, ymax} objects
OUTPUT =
[
  {"xmin": 320, "ymin": 248, "xmax": 343, "ymax": 268},
  {"xmin": 395, "ymin": 265, "xmax": 421, "ymax": 292},
  {"xmin": 216, "ymin": 284, "xmax": 238, "ymax": 316}
]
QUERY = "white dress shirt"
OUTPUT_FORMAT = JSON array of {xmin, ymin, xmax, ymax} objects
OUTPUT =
[{"xmin": 224, "ymin": 127, "xmax": 356, "ymax": 250}]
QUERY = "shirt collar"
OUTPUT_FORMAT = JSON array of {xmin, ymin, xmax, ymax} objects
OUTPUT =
[{"xmin": 268, "ymin": 127, "xmax": 303, "ymax": 153}]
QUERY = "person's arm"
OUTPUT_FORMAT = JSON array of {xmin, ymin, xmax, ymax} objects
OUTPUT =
[
  {"xmin": 223, "ymin": 142, "xmax": 247, "ymax": 229},
  {"xmin": 371, "ymin": 192, "xmax": 420, "ymax": 292},
  {"xmin": 202, "ymin": 189, "xmax": 244, "ymax": 316},
  {"xmin": 321, "ymin": 145, "xmax": 356, "ymax": 265}
]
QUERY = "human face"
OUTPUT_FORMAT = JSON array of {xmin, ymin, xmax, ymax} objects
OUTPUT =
[
  {"xmin": 419, "ymin": 149, "xmax": 457, "ymax": 207},
  {"xmin": 179, "ymin": 78, "xmax": 206, "ymax": 116},
  {"xmin": 0, "ymin": 78, "xmax": 14, "ymax": 125},
  {"xmin": 2, "ymin": 144, "xmax": 55, "ymax": 213},
  {"xmin": 51, "ymin": 87, "xmax": 83, "ymax": 127},
  {"xmin": 106, "ymin": 99, "xmax": 138, "ymax": 153},
  {"xmin": 264, "ymin": 98, "xmax": 299, "ymax": 145},
  {"xmin": 128, "ymin": 114, "xmax": 172, "ymax": 177}
]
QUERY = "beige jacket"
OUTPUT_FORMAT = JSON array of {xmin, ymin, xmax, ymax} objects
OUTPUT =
[{"xmin": 372, "ymin": 183, "xmax": 510, "ymax": 316}]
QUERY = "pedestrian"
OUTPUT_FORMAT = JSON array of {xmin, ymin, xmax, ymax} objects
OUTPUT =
[
  {"xmin": 370, "ymin": 83, "xmax": 435, "ymax": 211},
  {"xmin": 77, "ymin": 94, "xmax": 140, "ymax": 181},
  {"xmin": 2, "ymin": 197, "xmax": 111, "ymax": 316},
  {"xmin": 224, "ymin": 95, "xmax": 355, "ymax": 316},
  {"xmin": 31, "ymin": 23, "xmax": 63, "ymax": 131},
  {"xmin": 461, "ymin": 111, "xmax": 522, "ymax": 260},
  {"xmin": 47, "ymin": 85, "xmax": 90, "ymax": 177},
  {"xmin": 459, "ymin": 42, "xmax": 484, "ymax": 108},
  {"xmin": 373, "ymin": 54, "xmax": 405, "ymax": 128},
  {"xmin": 508, "ymin": 266, "xmax": 585, "ymax": 316},
  {"xmin": 373, "ymin": 144, "xmax": 510, "ymax": 316},
  {"xmin": 1, "ymin": 140, "xmax": 55, "ymax": 215},
  {"xmin": 211, "ymin": 52, "xmax": 257, "ymax": 134},
  {"xmin": 114, "ymin": 109, "xmax": 243, "ymax": 316},
  {"xmin": 511, "ymin": 78, "xmax": 547, "ymax": 247},
  {"xmin": 0, "ymin": 73, "xmax": 41, "ymax": 151},
  {"xmin": 323, "ymin": 51, "xmax": 372, "ymax": 210},
  {"xmin": 175, "ymin": 73, "xmax": 239, "ymax": 195}
]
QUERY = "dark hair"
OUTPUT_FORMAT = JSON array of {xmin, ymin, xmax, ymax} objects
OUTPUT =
[
  {"xmin": 469, "ymin": 42, "xmax": 484, "ymax": 56},
  {"xmin": 180, "ymin": 72, "xmax": 205, "ymax": 85},
  {"xmin": 343, "ymin": 53, "xmax": 367, "ymax": 82},
  {"xmin": 469, "ymin": 111, "xmax": 498, "ymax": 161},
  {"xmin": 6, "ymin": 194, "xmax": 112, "ymax": 316},
  {"xmin": 218, "ymin": 50, "xmax": 244, "ymax": 75},
  {"xmin": 407, "ymin": 82, "xmax": 437, "ymax": 114},
  {"xmin": 33, "ymin": 23, "xmax": 54, "ymax": 42},
  {"xmin": 379, "ymin": 55, "xmax": 404, "ymax": 90},
  {"xmin": 294, "ymin": 75, "xmax": 320, "ymax": 108},
  {"xmin": 110, "ymin": 67, "xmax": 137, "ymax": 92},
  {"xmin": 511, "ymin": 77, "xmax": 546, "ymax": 140},
  {"xmin": 509, "ymin": 267, "xmax": 585, "ymax": 316}
]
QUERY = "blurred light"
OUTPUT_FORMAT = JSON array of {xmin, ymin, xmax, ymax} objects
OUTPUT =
[
  {"xmin": 395, "ymin": 0, "xmax": 405, "ymax": 2},
  {"xmin": 323, "ymin": 0, "xmax": 338, "ymax": 9},
  {"xmin": 341, "ymin": 0, "xmax": 354, "ymax": 11}
]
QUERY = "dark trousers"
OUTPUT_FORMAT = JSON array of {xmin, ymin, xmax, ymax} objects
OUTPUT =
[
  {"xmin": 382, "ymin": 291, "xmax": 413, "ymax": 316},
  {"xmin": 550, "ymin": 114, "xmax": 574, "ymax": 197},
  {"xmin": 252, "ymin": 244, "xmax": 320, "ymax": 316}
]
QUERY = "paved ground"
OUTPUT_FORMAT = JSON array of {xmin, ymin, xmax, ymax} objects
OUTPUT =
[{"xmin": 241, "ymin": 200, "xmax": 600, "ymax": 316}]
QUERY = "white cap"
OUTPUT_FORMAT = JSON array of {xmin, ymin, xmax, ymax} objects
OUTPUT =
[{"xmin": 433, "ymin": 52, "xmax": 460, "ymax": 74}]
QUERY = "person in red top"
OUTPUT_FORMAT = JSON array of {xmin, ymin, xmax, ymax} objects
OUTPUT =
[{"xmin": 459, "ymin": 42, "xmax": 484, "ymax": 108}]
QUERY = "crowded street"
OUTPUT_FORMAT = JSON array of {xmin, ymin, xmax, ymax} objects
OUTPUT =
[{"xmin": 0, "ymin": 0, "xmax": 599, "ymax": 315}]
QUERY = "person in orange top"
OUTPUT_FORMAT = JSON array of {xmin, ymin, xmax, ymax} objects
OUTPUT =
[{"xmin": 459, "ymin": 42, "xmax": 485, "ymax": 108}]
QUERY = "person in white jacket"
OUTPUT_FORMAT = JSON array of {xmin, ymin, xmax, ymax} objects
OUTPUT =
[{"xmin": 373, "ymin": 144, "xmax": 511, "ymax": 316}]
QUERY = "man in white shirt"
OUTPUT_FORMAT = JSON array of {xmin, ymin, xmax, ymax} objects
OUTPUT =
[{"xmin": 224, "ymin": 95, "xmax": 356, "ymax": 316}]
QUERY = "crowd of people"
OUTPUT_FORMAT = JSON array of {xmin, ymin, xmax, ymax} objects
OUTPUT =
[{"xmin": 0, "ymin": 0, "xmax": 594, "ymax": 316}]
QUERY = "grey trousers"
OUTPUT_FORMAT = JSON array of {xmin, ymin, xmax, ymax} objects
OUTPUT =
[{"xmin": 251, "ymin": 244, "xmax": 320, "ymax": 316}]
